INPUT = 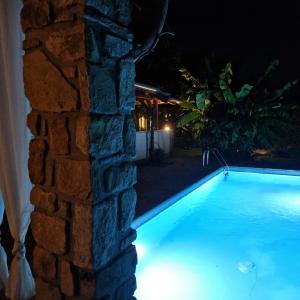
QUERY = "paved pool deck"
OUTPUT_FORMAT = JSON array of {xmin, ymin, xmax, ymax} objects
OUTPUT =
[{"xmin": 135, "ymin": 152, "xmax": 300, "ymax": 217}]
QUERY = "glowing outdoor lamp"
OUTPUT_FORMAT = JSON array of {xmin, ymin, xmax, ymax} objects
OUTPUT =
[{"xmin": 164, "ymin": 124, "xmax": 171, "ymax": 131}]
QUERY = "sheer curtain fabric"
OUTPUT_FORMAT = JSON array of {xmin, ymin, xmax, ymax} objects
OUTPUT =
[{"xmin": 0, "ymin": 0, "xmax": 35, "ymax": 299}]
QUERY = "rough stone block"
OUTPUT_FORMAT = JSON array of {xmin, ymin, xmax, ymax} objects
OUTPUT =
[
  {"xmin": 117, "ymin": 0, "xmax": 132, "ymax": 26},
  {"xmin": 62, "ymin": 66, "xmax": 76, "ymax": 78},
  {"xmin": 23, "ymin": 2, "xmax": 137, "ymax": 298},
  {"xmin": 21, "ymin": 0, "xmax": 50, "ymax": 32},
  {"xmin": 95, "ymin": 246, "xmax": 137, "ymax": 299},
  {"xmin": 104, "ymin": 35, "xmax": 132, "ymax": 58},
  {"xmin": 115, "ymin": 276, "xmax": 137, "ymax": 300},
  {"xmin": 56, "ymin": 158, "xmax": 91, "ymax": 200},
  {"xmin": 118, "ymin": 59, "xmax": 136, "ymax": 114},
  {"xmin": 40, "ymin": 117, "xmax": 48, "ymax": 136},
  {"xmin": 78, "ymin": 62, "xmax": 90, "ymax": 111},
  {"xmin": 51, "ymin": 0, "xmax": 84, "ymax": 9},
  {"xmin": 33, "ymin": 247, "xmax": 57, "ymax": 280},
  {"xmin": 124, "ymin": 116, "xmax": 136, "ymax": 157},
  {"xmin": 27, "ymin": 110, "xmax": 41, "ymax": 135},
  {"xmin": 79, "ymin": 278, "xmax": 96, "ymax": 299},
  {"xmin": 56, "ymin": 8, "xmax": 84, "ymax": 23},
  {"xmin": 89, "ymin": 116, "xmax": 124, "ymax": 158},
  {"xmin": 35, "ymin": 279, "xmax": 62, "ymax": 300},
  {"xmin": 120, "ymin": 230, "xmax": 137, "ymax": 251},
  {"xmin": 86, "ymin": 27, "xmax": 102, "ymax": 63},
  {"xmin": 31, "ymin": 212, "xmax": 67, "ymax": 255},
  {"xmin": 86, "ymin": 0, "xmax": 115, "ymax": 17},
  {"xmin": 104, "ymin": 163, "xmax": 137, "ymax": 194},
  {"xmin": 90, "ymin": 159, "xmax": 106, "ymax": 202},
  {"xmin": 77, "ymin": 270, "xmax": 96, "ymax": 298},
  {"xmin": 30, "ymin": 186, "xmax": 57, "ymax": 213},
  {"xmin": 56, "ymin": 200, "xmax": 71, "ymax": 220},
  {"xmin": 44, "ymin": 155, "xmax": 55, "ymax": 187},
  {"xmin": 93, "ymin": 198, "xmax": 117, "ymax": 270},
  {"xmin": 88, "ymin": 65, "xmax": 117, "ymax": 114},
  {"xmin": 75, "ymin": 115, "xmax": 90, "ymax": 156},
  {"xmin": 119, "ymin": 189, "xmax": 136, "ymax": 231},
  {"xmin": 28, "ymin": 138, "xmax": 46, "ymax": 184},
  {"xmin": 23, "ymin": 37, "xmax": 41, "ymax": 50},
  {"xmin": 72, "ymin": 204, "xmax": 93, "ymax": 269},
  {"xmin": 85, "ymin": 12, "xmax": 133, "ymax": 41},
  {"xmin": 45, "ymin": 24, "xmax": 85, "ymax": 63},
  {"xmin": 51, "ymin": 0, "xmax": 84, "ymax": 22},
  {"xmin": 23, "ymin": 50, "xmax": 78, "ymax": 112},
  {"xmin": 60, "ymin": 260, "xmax": 74, "ymax": 297},
  {"xmin": 49, "ymin": 117, "xmax": 69, "ymax": 155}
]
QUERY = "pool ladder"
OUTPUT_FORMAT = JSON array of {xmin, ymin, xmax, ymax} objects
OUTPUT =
[{"xmin": 202, "ymin": 148, "xmax": 229, "ymax": 176}]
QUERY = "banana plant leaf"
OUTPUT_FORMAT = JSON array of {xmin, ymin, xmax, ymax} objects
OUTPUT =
[
  {"xmin": 180, "ymin": 101, "xmax": 197, "ymax": 110},
  {"xmin": 266, "ymin": 79, "xmax": 298, "ymax": 102},
  {"xmin": 177, "ymin": 111, "xmax": 200, "ymax": 128},
  {"xmin": 236, "ymin": 84, "xmax": 253, "ymax": 99},
  {"xmin": 257, "ymin": 59, "xmax": 280, "ymax": 84},
  {"xmin": 196, "ymin": 91, "xmax": 208, "ymax": 109}
]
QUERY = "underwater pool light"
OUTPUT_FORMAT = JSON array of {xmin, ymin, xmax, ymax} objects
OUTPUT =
[
  {"xmin": 135, "ymin": 261, "xmax": 204, "ymax": 300},
  {"xmin": 135, "ymin": 243, "xmax": 146, "ymax": 260}
]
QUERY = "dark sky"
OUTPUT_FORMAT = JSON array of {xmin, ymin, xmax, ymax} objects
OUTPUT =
[
  {"xmin": 168, "ymin": 1, "xmax": 300, "ymax": 50},
  {"xmin": 135, "ymin": 1, "xmax": 300, "ymax": 94}
]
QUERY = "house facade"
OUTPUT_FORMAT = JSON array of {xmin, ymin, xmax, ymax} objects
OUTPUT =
[{"xmin": 134, "ymin": 83, "xmax": 178, "ymax": 160}]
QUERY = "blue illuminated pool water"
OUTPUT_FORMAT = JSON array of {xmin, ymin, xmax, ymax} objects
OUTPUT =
[{"xmin": 133, "ymin": 168, "xmax": 300, "ymax": 300}]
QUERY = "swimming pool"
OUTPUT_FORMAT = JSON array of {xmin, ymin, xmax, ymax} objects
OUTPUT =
[{"xmin": 133, "ymin": 167, "xmax": 300, "ymax": 300}]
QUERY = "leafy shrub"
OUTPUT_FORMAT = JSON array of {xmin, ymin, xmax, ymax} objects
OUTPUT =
[{"xmin": 177, "ymin": 60, "xmax": 298, "ymax": 154}]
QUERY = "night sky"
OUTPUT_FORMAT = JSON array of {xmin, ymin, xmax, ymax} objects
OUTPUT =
[
  {"xmin": 168, "ymin": 1, "xmax": 300, "ymax": 49},
  {"xmin": 135, "ymin": 1, "xmax": 300, "ymax": 96}
]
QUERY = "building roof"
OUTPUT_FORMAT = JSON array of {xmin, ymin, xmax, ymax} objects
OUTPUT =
[{"xmin": 135, "ymin": 82, "xmax": 179, "ymax": 105}]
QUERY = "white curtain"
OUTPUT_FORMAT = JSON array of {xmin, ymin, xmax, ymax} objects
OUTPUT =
[
  {"xmin": 0, "ymin": 195, "xmax": 8, "ymax": 289},
  {"xmin": 0, "ymin": 0, "xmax": 35, "ymax": 299}
]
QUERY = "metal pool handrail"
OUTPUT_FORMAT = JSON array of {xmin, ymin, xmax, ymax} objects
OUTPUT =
[{"xmin": 203, "ymin": 148, "xmax": 229, "ymax": 176}]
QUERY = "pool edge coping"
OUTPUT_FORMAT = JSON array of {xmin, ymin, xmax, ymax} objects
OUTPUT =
[
  {"xmin": 229, "ymin": 166, "xmax": 300, "ymax": 176},
  {"xmin": 132, "ymin": 166, "xmax": 300, "ymax": 229},
  {"xmin": 132, "ymin": 167, "xmax": 224, "ymax": 229}
]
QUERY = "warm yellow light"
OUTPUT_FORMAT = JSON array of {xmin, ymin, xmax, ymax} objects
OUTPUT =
[
  {"xmin": 139, "ymin": 116, "xmax": 146, "ymax": 131},
  {"xmin": 164, "ymin": 125, "xmax": 171, "ymax": 131}
]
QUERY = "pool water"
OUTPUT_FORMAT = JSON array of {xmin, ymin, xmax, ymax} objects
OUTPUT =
[{"xmin": 134, "ymin": 169, "xmax": 300, "ymax": 300}]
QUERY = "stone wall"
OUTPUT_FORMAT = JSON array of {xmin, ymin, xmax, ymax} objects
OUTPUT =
[{"xmin": 22, "ymin": 0, "xmax": 137, "ymax": 299}]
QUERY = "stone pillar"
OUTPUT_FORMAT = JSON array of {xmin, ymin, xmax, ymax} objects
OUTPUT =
[{"xmin": 22, "ymin": 1, "xmax": 137, "ymax": 299}]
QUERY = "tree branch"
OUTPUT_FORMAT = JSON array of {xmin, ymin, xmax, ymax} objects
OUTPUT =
[{"xmin": 132, "ymin": 0, "xmax": 170, "ymax": 63}]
